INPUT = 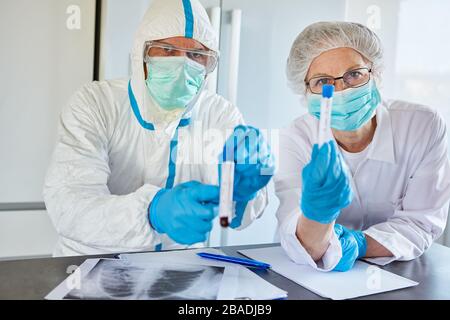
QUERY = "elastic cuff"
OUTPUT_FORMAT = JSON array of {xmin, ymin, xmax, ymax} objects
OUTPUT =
[{"xmin": 148, "ymin": 188, "xmax": 167, "ymax": 234}]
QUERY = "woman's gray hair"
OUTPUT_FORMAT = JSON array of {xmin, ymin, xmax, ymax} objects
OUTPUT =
[{"xmin": 286, "ymin": 21, "xmax": 384, "ymax": 96}]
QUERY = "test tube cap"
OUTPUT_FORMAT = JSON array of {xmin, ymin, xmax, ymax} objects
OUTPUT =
[{"xmin": 322, "ymin": 84, "xmax": 335, "ymax": 98}]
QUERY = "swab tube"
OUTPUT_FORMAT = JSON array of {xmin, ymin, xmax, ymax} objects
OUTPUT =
[
  {"xmin": 318, "ymin": 84, "xmax": 334, "ymax": 147},
  {"xmin": 219, "ymin": 161, "xmax": 235, "ymax": 228}
]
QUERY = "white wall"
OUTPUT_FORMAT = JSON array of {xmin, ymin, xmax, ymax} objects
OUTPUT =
[
  {"xmin": 0, "ymin": 211, "xmax": 58, "ymax": 260},
  {"xmin": 100, "ymin": 0, "xmax": 152, "ymax": 79},
  {"xmin": 0, "ymin": 0, "xmax": 97, "ymax": 259},
  {"xmin": 0, "ymin": 0, "xmax": 96, "ymax": 203}
]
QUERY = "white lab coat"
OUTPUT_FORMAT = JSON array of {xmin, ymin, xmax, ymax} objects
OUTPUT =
[
  {"xmin": 43, "ymin": 0, "xmax": 268, "ymax": 256},
  {"xmin": 275, "ymin": 100, "xmax": 450, "ymax": 271}
]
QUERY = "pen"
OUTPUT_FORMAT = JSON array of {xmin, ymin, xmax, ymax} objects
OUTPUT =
[{"xmin": 197, "ymin": 252, "xmax": 271, "ymax": 269}]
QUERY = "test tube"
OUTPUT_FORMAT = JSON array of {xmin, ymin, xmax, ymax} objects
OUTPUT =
[
  {"xmin": 219, "ymin": 161, "xmax": 235, "ymax": 228},
  {"xmin": 318, "ymin": 84, "xmax": 334, "ymax": 147}
]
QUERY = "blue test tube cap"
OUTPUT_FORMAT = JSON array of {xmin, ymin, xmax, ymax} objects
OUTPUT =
[{"xmin": 322, "ymin": 84, "xmax": 335, "ymax": 98}]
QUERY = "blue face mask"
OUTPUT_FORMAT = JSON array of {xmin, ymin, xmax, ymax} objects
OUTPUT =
[
  {"xmin": 145, "ymin": 56, "xmax": 206, "ymax": 111},
  {"xmin": 307, "ymin": 80, "xmax": 381, "ymax": 131}
]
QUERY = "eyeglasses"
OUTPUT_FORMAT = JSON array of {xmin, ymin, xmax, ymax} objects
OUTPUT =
[
  {"xmin": 144, "ymin": 41, "xmax": 219, "ymax": 74},
  {"xmin": 305, "ymin": 67, "xmax": 372, "ymax": 94}
]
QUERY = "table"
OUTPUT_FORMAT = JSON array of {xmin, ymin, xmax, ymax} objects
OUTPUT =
[{"xmin": 1, "ymin": 243, "xmax": 449, "ymax": 300}]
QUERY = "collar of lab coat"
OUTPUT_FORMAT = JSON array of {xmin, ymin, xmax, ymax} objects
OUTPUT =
[{"xmin": 366, "ymin": 102, "xmax": 396, "ymax": 164}]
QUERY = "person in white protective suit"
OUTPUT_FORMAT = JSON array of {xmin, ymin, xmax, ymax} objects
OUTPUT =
[
  {"xmin": 43, "ymin": 0, "xmax": 275, "ymax": 256},
  {"xmin": 275, "ymin": 21, "xmax": 450, "ymax": 271}
]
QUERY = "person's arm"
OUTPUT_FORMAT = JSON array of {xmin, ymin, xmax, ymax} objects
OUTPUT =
[
  {"xmin": 296, "ymin": 215, "xmax": 335, "ymax": 261},
  {"xmin": 43, "ymin": 84, "xmax": 163, "ymax": 255},
  {"xmin": 275, "ymin": 129, "xmax": 343, "ymax": 271},
  {"xmin": 363, "ymin": 112, "xmax": 450, "ymax": 265},
  {"xmin": 364, "ymin": 234, "xmax": 393, "ymax": 258}
]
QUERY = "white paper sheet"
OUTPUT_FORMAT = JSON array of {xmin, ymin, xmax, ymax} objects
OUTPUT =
[
  {"xmin": 239, "ymin": 246, "xmax": 418, "ymax": 300},
  {"xmin": 120, "ymin": 248, "xmax": 287, "ymax": 300}
]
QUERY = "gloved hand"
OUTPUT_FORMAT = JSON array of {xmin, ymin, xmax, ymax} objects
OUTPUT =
[
  {"xmin": 220, "ymin": 125, "xmax": 275, "ymax": 228},
  {"xmin": 333, "ymin": 224, "xmax": 367, "ymax": 272},
  {"xmin": 221, "ymin": 125, "xmax": 275, "ymax": 202},
  {"xmin": 149, "ymin": 181, "xmax": 219, "ymax": 245},
  {"xmin": 301, "ymin": 141, "xmax": 353, "ymax": 224}
]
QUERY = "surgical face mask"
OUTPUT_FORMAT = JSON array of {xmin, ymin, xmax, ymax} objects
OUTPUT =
[
  {"xmin": 307, "ymin": 80, "xmax": 381, "ymax": 131},
  {"xmin": 145, "ymin": 56, "xmax": 206, "ymax": 111}
]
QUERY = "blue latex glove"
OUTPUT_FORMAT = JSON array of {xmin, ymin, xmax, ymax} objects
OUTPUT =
[
  {"xmin": 220, "ymin": 125, "xmax": 275, "ymax": 228},
  {"xmin": 301, "ymin": 141, "xmax": 353, "ymax": 224},
  {"xmin": 149, "ymin": 181, "xmax": 219, "ymax": 245},
  {"xmin": 221, "ymin": 125, "xmax": 275, "ymax": 202},
  {"xmin": 333, "ymin": 224, "xmax": 368, "ymax": 272}
]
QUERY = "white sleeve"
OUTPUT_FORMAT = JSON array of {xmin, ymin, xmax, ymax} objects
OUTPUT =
[
  {"xmin": 43, "ymin": 86, "xmax": 162, "ymax": 253},
  {"xmin": 274, "ymin": 129, "xmax": 342, "ymax": 271},
  {"xmin": 364, "ymin": 112, "xmax": 450, "ymax": 265}
]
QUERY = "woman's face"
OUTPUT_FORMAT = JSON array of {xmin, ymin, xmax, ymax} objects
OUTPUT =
[{"xmin": 305, "ymin": 47, "xmax": 370, "ymax": 92}]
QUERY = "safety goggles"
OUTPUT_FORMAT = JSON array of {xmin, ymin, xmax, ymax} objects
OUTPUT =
[{"xmin": 144, "ymin": 41, "xmax": 219, "ymax": 74}]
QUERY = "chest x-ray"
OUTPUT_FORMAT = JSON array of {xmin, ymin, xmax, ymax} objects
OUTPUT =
[{"xmin": 64, "ymin": 259, "xmax": 224, "ymax": 300}]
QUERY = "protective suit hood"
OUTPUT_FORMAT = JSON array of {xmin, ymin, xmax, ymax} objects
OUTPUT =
[{"xmin": 130, "ymin": 0, "xmax": 219, "ymax": 126}]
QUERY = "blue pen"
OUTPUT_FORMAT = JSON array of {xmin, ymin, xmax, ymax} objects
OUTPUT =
[{"xmin": 197, "ymin": 252, "xmax": 271, "ymax": 269}]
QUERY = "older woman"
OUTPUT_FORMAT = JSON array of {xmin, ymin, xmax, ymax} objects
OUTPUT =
[{"xmin": 275, "ymin": 21, "xmax": 450, "ymax": 271}]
